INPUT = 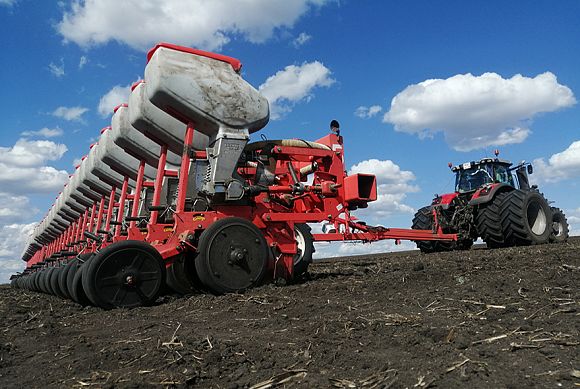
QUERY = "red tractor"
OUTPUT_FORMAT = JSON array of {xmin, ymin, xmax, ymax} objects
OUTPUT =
[{"xmin": 412, "ymin": 151, "xmax": 569, "ymax": 252}]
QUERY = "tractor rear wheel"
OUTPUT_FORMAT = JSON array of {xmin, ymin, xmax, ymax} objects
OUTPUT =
[
  {"xmin": 500, "ymin": 190, "xmax": 551, "ymax": 246},
  {"xmin": 549, "ymin": 207, "xmax": 569, "ymax": 243},
  {"xmin": 476, "ymin": 191, "xmax": 509, "ymax": 249},
  {"xmin": 83, "ymin": 241, "xmax": 166, "ymax": 309},
  {"xmin": 411, "ymin": 206, "xmax": 453, "ymax": 253},
  {"xmin": 195, "ymin": 217, "xmax": 269, "ymax": 294},
  {"xmin": 293, "ymin": 224, "xmax": 314, "ymax": 277}
]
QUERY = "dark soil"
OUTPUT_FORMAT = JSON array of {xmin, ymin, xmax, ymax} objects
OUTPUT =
[{"xmin": 1, "ymin": 238, "xmax": 579, "ymax": 388}]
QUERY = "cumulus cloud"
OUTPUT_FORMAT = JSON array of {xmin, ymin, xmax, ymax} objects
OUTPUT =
[
  {"xmin": 348, "ymin": 159, "xmax": 419, "ymax": 220},
  {"xmin": 0, "ymin": 223, "xmax": 35, "ymax": 284},
  {"xmin": 52, "ymin": 106, "xmax": 89, "ymax": 121},
  {"xmin": 98, "ymin": 83, "xmax": 132, "ymax": 117},
  {"xmin": 48, "ymin": 59, "xmax": 65, "ymax": 77},
  {"xmin": 0, "ymin": 194, "xmax": 38, "ymax": 223},
  {"xmin": 293, "ymin": 32, "xmax": 312, "ymax": 48},
  {"xmin": 532, "ymin": 140, "xmax": 580, "ymax": 183},
  {"xmin": 259, "ymin": 61, "xmax": 334, "ymax": 120},
  {"xmin": 0, "ymin": 139, "xmax": 67, "ymax": 167},
  {"xmin": 355, "ymin": 105, "xmax": 382, "ymax": 119},
  {"xmin": 58, "ymin": 0, "xmax": 330, "ymax": 51},
  {"xmin": 21, "ymin": 127, "xmax": 64, "ymax": 138},
  {"xmin": 384, "ymin": 72, "xmax": 576, "ymax": 151},
  {"xmin": 0, "ymin": 139, "xmax": 69, "ymax": 194}
]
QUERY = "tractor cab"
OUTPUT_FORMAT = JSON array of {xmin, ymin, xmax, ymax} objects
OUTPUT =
[{"xmin": 452, "ymin": 158, "xmax": 514, "ymax": 194}]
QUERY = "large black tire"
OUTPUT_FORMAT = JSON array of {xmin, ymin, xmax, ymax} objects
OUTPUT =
[
  {"xmin": 293, "ymin": 224, "xmax": 314, "ymax": 277},
  {"xmin": 476, "ymin": 191, "xmax": 509, "ymax": 248},
  {"xmin": 83, "ymin": 240, "xmax": 166, "ymax": 309},
  {"xmin": 195, "ymin": 217, "xmax": 269, "ymax": 294},
  {"xmin": 500, "ymin": 190, "xmax": 552, "ymax": 246},
  {"xmin": 411, "ymin": 206, "xmax": 453, "ymax": 253},
  {"xmin": 549, "ymin": 207, "xmax": 569, "ymax": 243}
]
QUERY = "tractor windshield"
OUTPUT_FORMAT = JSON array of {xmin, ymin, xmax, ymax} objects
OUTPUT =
[
  {"xmin": 455, "ymin": 163, "xmax": 515, "ymax": 192},
  {"xmin": 455, "ymin": 165, "xmax": 493, "ymax": 193},
  {"xmin": 492, "ymin": 164, "xmax": 515, "ymax": 186}
]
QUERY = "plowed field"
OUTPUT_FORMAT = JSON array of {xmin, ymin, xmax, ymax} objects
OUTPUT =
[{"xmin": 1, "ymin": 238, "xmax": 579, "ymax": 388}]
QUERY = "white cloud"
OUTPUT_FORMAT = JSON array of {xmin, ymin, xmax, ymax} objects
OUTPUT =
[
  {"xmin": 52, "ymin": 105, "xmax": 89, "ymax": 121},
  {"xmin": 48, "ymin": 59, "xmax": 65, "ymax": 77},
  {"xmin": 384, "ymin": 72, "xmax": 576, "ymax": 151},
  {"xmin": 293, "ymin": 32, "xmax": 311, "ymax": 48},
  {"xmin": 0, "ymin": 194, "xmax": 38, "ymax": 223},
  {"xmin": 532, "ymin": 140, "xmax": 580, "ymax": 183},
  {"xmin": 0, "ymin": 139, "xmax": 69, "ymax": 194},
  {"xmin": 0, "ymin": 223, "xmax": 35, "ymax": 284},
  {"xmin": 0, "ymin": 138, "xmax": 67, "ymax": 167},
  {"xmin": 348, "ymin": 159, "xmax": 419, "ymax": 221},
  {"xmin": 79, "ymin": 55, "xmax": 88, "ymax": 69},
  {"xmin": 355, "ymin": 105, "xmax": 382, "ymax": 119},
  {"xmin": 259, "ymin": 61, "xmax": 334, "ymax": 120},
  {"xmin": 98, "ymin": 83, "xmax": 131, "ymax": 117},
  {"xmin": 0, "ymin": 165, "xmax": 69, "ymax": 194},
  {"xmin": 21, "ymin": 127, "xmax": 64, "ymax": 138},
  {"xmin": 58, "ymin": 0, "xmax": 330, "ymax": 51},
  {"xmin": 0, "ymin": 0, "xmax": 16, "ymax": 7}
]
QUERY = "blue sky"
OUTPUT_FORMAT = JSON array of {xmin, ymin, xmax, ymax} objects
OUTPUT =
[{"xmin": 1, "ymin": 0, "xmax": 579, "ymax": 282}]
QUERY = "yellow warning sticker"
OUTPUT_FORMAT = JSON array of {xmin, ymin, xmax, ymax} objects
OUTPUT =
[
  {"xmin": 193, "ymin": 216, "xmax": 205, "ymax": 221},
  {"xmin": 163, "ymin": 227, "xmax": 174, "ymax": 232}
]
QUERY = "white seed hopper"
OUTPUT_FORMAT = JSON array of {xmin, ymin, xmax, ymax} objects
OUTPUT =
[
  {"xmin": 97, "ymin": 125, "xmax": 158, "ymax": 180},
  {"xmin": 111, "ymin": 105, "xmax": 181, "ymax": 168},
  {"xmin": 144, "ymin": 43, "xmax": 269, "ymax": 135},
  {"xmin": 128, "ymin": 81, "xmax": 209, "ymax": 155}
]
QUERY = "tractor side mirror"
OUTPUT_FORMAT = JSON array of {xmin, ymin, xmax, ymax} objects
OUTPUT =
[{"xmin": 527, "ymin": 164, "xmax": 533, "ymax": 174}]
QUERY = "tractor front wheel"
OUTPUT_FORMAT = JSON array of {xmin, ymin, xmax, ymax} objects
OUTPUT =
[
  {"xmin": 411, "ymin": 206, "xmax": 453, "ymax": 253},
  {"xmin": 476, "ymin": 191, "xmax": 509, "ymax": 249}
]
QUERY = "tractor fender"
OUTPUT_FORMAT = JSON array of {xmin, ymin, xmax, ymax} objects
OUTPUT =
[
  {"xmin": 468, "ymin": 183, "xmax": 514, "ymax": 206},
  {"xmin": 431, "ymin": 192, "xmax": 458, "ymax": 210}
]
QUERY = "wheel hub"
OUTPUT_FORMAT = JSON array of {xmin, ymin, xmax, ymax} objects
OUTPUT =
[
  {"xmin": 125, "ymin": 274, "xmax": 136, "ymax": 286},
  {"xmin": 196, "ymin": 218, "xmax": 269, "ymax": 293}
]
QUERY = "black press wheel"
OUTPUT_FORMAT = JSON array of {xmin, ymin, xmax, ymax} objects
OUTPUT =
[
  {"xmin": 293, "ymin": 224, "xmax": 314, "ymax": 277},
  {"xmin": 165, "ymin": 253, "xmax": 203, "ymax": 295},
  {"xmin": 70, "ymin": 256, "xmax": 95, "ymax": 306},
  {"xmin": 195, "ymin": 217, "xmax": 269, "ymax": 294},
  {"xmin": 83, "ymin": 240, "xmax": 166, "ymax": 309}
]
